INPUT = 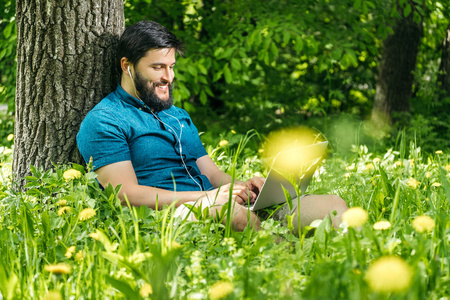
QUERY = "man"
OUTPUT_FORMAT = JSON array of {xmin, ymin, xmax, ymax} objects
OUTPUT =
[{"xmin": 77, "ymin": 21, "xmax": 347, "ymax": 233}]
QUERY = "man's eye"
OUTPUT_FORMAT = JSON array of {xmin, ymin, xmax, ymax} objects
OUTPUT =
[{"xmin": 153, "ymin": 66, "xmax": 162, "ymax": 70}]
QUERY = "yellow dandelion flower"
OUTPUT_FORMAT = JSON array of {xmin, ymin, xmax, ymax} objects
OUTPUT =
[
  {"xmin": 140, "ymin": 283, "xmax": 153, "ymax": 298},
  {"xmin": 410, "ymin": 159, "xmax": 414, "ymax": 166},
  {"xmin": 208, "ymin": 281, "xmax": 234, "ymax": 300},
  {"xmin": 79, "ymin": 208, "xmax": 96, "ymax": 221},
  {"xmin": 373, "ymin": 221, "xmax": 391, "ymax": 230},
  {"xmin": 445, "ymin": 165, "xmax": 450, "ymax": 172},
  {"xmin": 372, "ymin": 158, "xmax": 381, "ymax": 163},
  {"xmin": 58, "ymin": 199, "xmax": 67, "ymax": 206},
  {"xmin": 412, "ymin": 215, "xmax": 435, "ymax": 233},
  {"xmin": 342, "ymin": 207, "xmax": 368, "ymax": 228},
  {"xmin": 407, "ymin": 178, "xmax": 420, "ymax": 189},
  {"xmin": 75, "ymin": 250, "xmax": 84, "ymax": 262},
  {"xmin": 63, "ymin": 169, "xmax": 82, "ymax": 181},
  {"xmin": 43, "ymin": 291, "xmax": 62, "ymax": 300},
  {"xmin": 44, "ymin": 263, "xmax": 72, "ymax": 274},
  {"xmin": 435, "ymin": 150, "xmax": 443, "ymax": 154},
  {"xmin": 425, "ymin": 172, "xmax": 431, "ymax": 178},
  {"xmin": 395, "ymin": 161, "xmax": 402, "ymax": 167},
  {"xmin": 57, "ymin": 206, "xmax": 72, "ymax": 216},
  {"xmin": 65, "ymin": 246, "xmax": 76, "ymax": 259},
  {"xmin": 365, "ymin": 256, "xmax": 412, "ymax": 293},
  {"xmin": 89, "ymin": 232, "xmax": 100, "ymax": 240},
  {"xmin": 366, "ymin": 163, "xmax": 374, "ymax": 170},
  {"xmin": 6, "ymin": 134, "xmax": 14, "ymax": 141},
  {"xmin": 219, "ymin": 140, "xmax": 228, "ymax": 147},
  {"xmin": 431, "ymin": 182, "xmax": 441, "ymax": 187}
]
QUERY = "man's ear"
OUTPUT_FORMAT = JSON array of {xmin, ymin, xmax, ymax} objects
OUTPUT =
[{"xmin": 120, "ymin": 57, "xmax": 131, "ymax": 74}]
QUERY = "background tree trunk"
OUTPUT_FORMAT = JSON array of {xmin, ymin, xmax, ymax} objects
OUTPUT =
[
  {"xmin": 371, "ymin": 10, "xmax": 423, "ymax": 125},
  {"xmin": 439, "ymin": 23, "xmax": 450, "ymax": 97},
  {"xmin": 14, "ymin": 0, "xmax": 124, "ymax": 185}
]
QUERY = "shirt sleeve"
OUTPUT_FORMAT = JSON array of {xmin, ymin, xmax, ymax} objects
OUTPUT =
[{"xmin": 77, "ymin": 108, "xmax": 131, "ymax": 170}]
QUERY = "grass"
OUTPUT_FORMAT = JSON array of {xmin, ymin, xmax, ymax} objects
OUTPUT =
[{"xmin": 0, "ymin": 131, "xmax": 449, "ymax": 299}]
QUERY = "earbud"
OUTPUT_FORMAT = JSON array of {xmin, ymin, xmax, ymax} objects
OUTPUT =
[{"xmin": 127, "ymin": 66, "xmax": 132, "ymax": 78}]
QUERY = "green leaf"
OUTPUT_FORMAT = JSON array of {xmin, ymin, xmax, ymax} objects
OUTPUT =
[
  {"xmin": 282, "ymin": 31, "xmax": 291, "ymax": 45},
  {"xmin": 105, "ymin": 275, "xmax": 141, "ymax": 299},
  {"xmin": 197, "ymin": 63, "xmax": 208, "ymax": 75},
  {"xmin": 330, "ymin": 48, "xmax": 343, "ymax": 60},
  {"xmin": 270, "ymin": 43, "xmax": 279, "ymax": 58},
  {"xmin": 223, "ymin": 64, "xmax": 232, "ymax": 84},
  {"xmin": 231, "ymin": 58, "xmax": 241, "ymax": 70},
  {"xmin": 213, "ymin": 47, "xmax": 224, "ymax": 58},
  {"xmin": 199, "ymin": 90, "xmax": 207, "ymax": 105},
  {"xmin": 404, "ymin": 4, "xmax": 412, "ymax": 17},
  {"xmin": 3, "ymin": 22, "xmax": 14, "ymax": 39}
]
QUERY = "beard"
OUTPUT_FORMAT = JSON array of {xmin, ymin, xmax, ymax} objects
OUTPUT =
[{"xmin": 134, "ymin": 70, "xmax": 174, "ymax": 112}]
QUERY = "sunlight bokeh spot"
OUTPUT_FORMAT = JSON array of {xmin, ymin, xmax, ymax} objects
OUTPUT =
[{"xmin": 262, "ymin": 127, "xmax": 325, "ymax": 176}]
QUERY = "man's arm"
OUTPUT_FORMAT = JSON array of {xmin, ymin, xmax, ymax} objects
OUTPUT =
[
  {"xmin": 196, "ymin": 155, "xmax": 265, "ymax": 202},
  {"xmin": 96, "ymin": 160, "xmax": 254, "ymax": 208}
]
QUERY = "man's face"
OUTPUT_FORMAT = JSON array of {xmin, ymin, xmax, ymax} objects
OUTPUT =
[{"xmin": 133, "ymin": 48, "xmax": 176, "ymax": 112}]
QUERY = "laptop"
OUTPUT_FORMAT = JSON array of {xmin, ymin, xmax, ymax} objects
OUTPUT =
[{"xmin": 249, "ymin": 141, "xmax": 328, "ymax": 211}]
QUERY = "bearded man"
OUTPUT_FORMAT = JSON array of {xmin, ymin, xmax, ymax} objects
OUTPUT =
[{"xmin": 77, "ymin": 21, "xmax": 347, "ymax": 232}]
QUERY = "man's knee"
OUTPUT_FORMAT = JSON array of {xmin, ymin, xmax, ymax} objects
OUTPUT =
[{"xmin": 329, "ymin": 194, "xmax": 348, "ymax": 213}]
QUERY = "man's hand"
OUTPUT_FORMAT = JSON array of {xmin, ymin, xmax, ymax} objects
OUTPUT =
[
  {"xmin": 242, "ymin": 177, "xmax": 265, "ymax": 199},
  {"xmin": 206, "ymin": 183, "xmax": 257, "ymax": 205}
]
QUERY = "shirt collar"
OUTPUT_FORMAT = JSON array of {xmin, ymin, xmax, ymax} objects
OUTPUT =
[{"xmin": 114, "ymin": 84, "xmax": 148, "ymax": 110}]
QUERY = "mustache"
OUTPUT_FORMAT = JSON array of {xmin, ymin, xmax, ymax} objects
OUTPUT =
[{"xmin": 152, "ymin": 81, "xmax": 173, "ymax": 88}]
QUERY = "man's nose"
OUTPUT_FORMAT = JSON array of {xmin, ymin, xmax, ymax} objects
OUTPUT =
[{"xmin": 162, "ymin": 67, "xmax": 174, "ymax": 82}]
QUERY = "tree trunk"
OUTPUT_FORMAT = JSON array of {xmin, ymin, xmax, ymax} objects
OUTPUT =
[
  {"xmin": 14, "ymin": 0, "xmax": 124, "ymax": 185},
  {"xmin": 371, "ymin": 11, "xmax": 423, "ymax": 125},
  {"xmin": 439, "ymin": 23, "xmax": 450, "ymax": 97}
]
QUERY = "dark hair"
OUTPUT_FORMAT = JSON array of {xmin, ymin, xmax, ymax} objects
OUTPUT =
[{"xmin": 117, "ymin": 21, "xmax": 183, "ymax": 73}]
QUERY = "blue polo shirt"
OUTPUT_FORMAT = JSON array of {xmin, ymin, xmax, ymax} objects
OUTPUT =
[{"xmin": 76, "ymin": 85, "xmax": 213, "ymax": 192}]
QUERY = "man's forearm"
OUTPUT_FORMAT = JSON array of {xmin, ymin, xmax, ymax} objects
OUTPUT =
[{"xmin": 118, "ymin": 184, "xmax": 207, "ymax": 209}]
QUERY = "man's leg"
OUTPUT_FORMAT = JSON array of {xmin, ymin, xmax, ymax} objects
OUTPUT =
[{"xmin": 269, "ymin": 194, "xmax": 348, "ymax": 235}]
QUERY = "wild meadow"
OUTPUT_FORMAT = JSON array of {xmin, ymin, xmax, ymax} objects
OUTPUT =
[{"xmin": 0, "ymin": 128, "xmax": 449, "ymax": 300}]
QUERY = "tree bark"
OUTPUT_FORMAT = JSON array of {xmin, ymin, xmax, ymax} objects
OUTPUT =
[
  {"xmin": 372, "ymin": 10, "xmax": 423, "ymax": 125},
  {"xmin": 438, "ymin": 23, "xmax": 450, "ymax": 97},
  {"xmin": 14, "ymin": 0, "xmax": 124, "ymax": 185}
]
